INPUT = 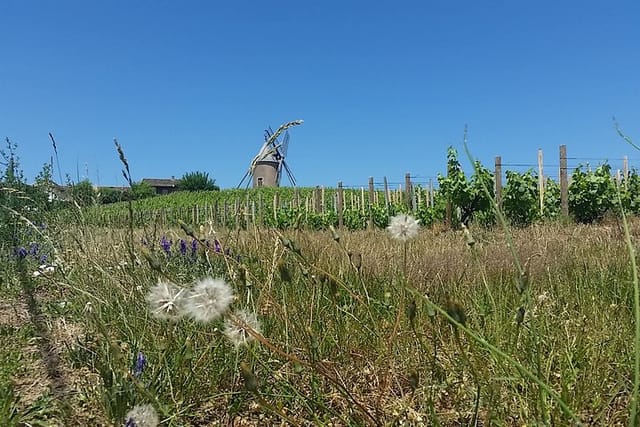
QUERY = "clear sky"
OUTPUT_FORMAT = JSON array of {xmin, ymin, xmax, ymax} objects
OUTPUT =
[{"xmin": 1, "ymin": 1, "xmax": 639, "ymax": 189}]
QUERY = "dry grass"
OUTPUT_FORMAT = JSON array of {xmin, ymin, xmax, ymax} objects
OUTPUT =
[{"xmin": 4, "ymin": 219, "xmax": 639, "ymax": 425}]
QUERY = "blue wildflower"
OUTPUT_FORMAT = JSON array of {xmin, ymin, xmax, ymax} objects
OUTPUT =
[
  {"xmin": 179, "ymin": 239, "xmax": 187, "ymax": 256},
  {"xmin": 39, "ymin": 254, "xmax": 48, "ymax": 263},
  {"xmin": 160, "ymin": 236, "xmax": 172, "ymax": 254},
  {"xmin": 29, "ymin": 242, "xmax": 39, "ymax": 256},
  {"xmin": 133, "ymin": 351, "xmax": 147, "ymax": 377},
  {"xmin": 15, "ymin": 247, "xmax": 27, "ymax": 259},
  {"xmin": 190, "ymin": 239, "xmax": 198, "ymax": 256}
]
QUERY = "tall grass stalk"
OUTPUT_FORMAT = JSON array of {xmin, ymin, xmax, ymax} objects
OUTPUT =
[
  {"xmin": 618, "ymin": 197, "xmax": 639, "ymax": 426},
  {"xmin": 614, "ymin": 122, "xmax": 640, "ymax": 426},
  {"xmin": 114, "ymin": 139, "xmax": 136, "ymax": 265}
]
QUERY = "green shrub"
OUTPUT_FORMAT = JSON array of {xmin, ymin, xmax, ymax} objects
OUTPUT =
[{"xmin": 569, "ymin": 164, "xmax": 616, "ymax": 223}]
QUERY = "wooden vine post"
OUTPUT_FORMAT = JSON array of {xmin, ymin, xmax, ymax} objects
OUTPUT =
[
  {"xmin": 404, "ymin": 173, "xmax": 412, "ymax": 211},
  {"xmin": 559, "ymin": 144, "xmax": 569, "ymax": 217},
  {"xmin": 337, "ymin": 181, "xmax": 344, "ymax": 228},
  {"xmin": 494, "ymin": 156, "xmax": 502, "ymax": 210},
  {"xmin": 538, "ymin": 149, "xmax": 544, "ymax": 213},
  {"xmin": 368, "ymin": 176, "xmax": 375, "ymax": 228}
]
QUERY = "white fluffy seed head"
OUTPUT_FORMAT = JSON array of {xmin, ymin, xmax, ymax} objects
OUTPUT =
[
  {"xmin": 185, "ymin": 277, "xmax": 234, "ymax": 323},
  {"xmin": 224, "ymin": 309, "xmax": 261, "ymax": 348},
  {"xmin": 386, "ymin": 214, "xmax": 420, "ymax": 242},
  {"xmin": 146, "ymin": 280, "xmax": 187, "ymax": 321},
  {"xmin": 125, "ymin": 403, "xmax": 159, "ymax": 427}
]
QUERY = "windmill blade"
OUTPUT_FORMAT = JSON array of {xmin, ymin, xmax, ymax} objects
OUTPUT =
[
  {"xmin": 264, "ymin": 120, "xmax": 303, "ymax": 152},
  {"xmin": 278, "ymin": 131, "xmax": 290, "ymax": 160},
  {"xmin": 237, "ymin": 169, "xmax": 251, "ymax": 188},
  {"xmin": 238, "ymin": 149, "xmax": 265, "ymax": 188},
  {"xmin": 281, "ymin": 160, "xmax": 297, "ymax": 187},
  {"xmin": 264, "ymin": 127, "xmax": 273, "ymax": 142}
]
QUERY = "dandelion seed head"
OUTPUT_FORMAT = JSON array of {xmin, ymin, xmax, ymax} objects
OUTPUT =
[
  {"xmin": 146, "ymin": 280, "xmax": 186, "ymax": 321},
  {"xmin": 125, "ymin": 403, "xmax": 159, "ymax": 427},
  {"xmin": 387, "ymin": 214, "xmax": 420, "ymax": 242},
  {"xmin": 185, "ymin": 277, "xmax": 234, "ymax": 323},
  {"xmin": 224, "ymin": 309, "xmax": 261, "ymax": 348}
]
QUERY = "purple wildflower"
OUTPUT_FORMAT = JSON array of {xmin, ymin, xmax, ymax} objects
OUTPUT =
[
  {"xmin": 160, "ymin": 236, "xmax": 172, "ymax": 254},
  {"xmin": 15, "ymin": 247, "xmax": 27, "ymax": 259},
  {"xmin": 39, "ymin": 254, "xmax": 48, "ymax": 263},
  {"xmin": 190, "ymin": 239, "xmax": 198, "ymax": 256},
  {"xmin": 29, "ymin": 242, "xmax": 39, "ymax": 256},
  {"xmin": 133, "ymin": 351, "xmax": 147, "ymax": 377},
  {"xmin": 214, "ymin": 239, "xmax": 222, "ymax": 253},
  {"xmin": 179, "ymin": 239, "xmax": 187, "ymax": 256}
]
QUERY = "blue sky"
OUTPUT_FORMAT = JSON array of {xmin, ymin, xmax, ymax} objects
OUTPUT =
[{"xmin": 1, "ymin": 1, "xmax": 639, "ymax": 189}]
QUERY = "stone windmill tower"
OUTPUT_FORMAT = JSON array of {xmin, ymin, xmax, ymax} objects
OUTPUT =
[{"xmin": 239, "ymin": 120, "xmax": 303, "ymax": 188}]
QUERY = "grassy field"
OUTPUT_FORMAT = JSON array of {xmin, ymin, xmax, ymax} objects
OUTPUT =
[{"xmin": 1, "ymin": 215, "xmax": 638, "ymax": 425}]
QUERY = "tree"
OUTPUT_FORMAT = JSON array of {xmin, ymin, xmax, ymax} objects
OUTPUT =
[
  {"xmin": 178, "ymin": 171, "xmax": 219, "ymax": 192},
  {"xmin": 1, "ymin": 137, "xmax": 24, "ymax": 185},
  {"xmin": 70, "ymin": 179, "xmax": 96, "ymax": 206},
  {"xmin": 131, "ymin": 181, "xmax": 156, "ymax": 200},
  {"xmin": 98, "ymin": 187, "xmax": 124, "ymax": 204}
]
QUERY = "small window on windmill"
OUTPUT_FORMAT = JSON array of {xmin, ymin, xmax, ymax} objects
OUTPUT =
[{"xmin": 257, "ymin": 177, "xmax": 264, "ymax": 187}]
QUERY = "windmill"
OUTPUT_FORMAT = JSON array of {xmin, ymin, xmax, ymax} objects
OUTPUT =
[{"xmin": 238, "ymin": 119, "xmax": 303, "ymax": 188}]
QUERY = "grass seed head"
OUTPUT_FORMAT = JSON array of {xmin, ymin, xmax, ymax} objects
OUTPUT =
[
  {"xmin": 445, "ymin": 300, "xmax": 467, "ymax": 327},
  {"xmin": 407, "ymin": 299, "xmax": 417, "ymax": 326},
  {"xmin": 517, "ymin": 271, "xmax": 529, "ymax": 295},
  {"xmin": 277, "ymin": 258, "xmax": 292, "ymax": 283},
  {"xmin": 408, "ymin": 371, "xmax": 419, "ymax": 391},
  {"xmin": 329, "ymin": 225, "xmax": 341, "ymax": 242},
  {"xmin": 177, "ymin": 219, "xmax": 196, "ymax": 239},
  {"xmin": 240, "ymin": 361, "xmax": 259, "ymax": 393},
  {"xmin": 516, "ymin": 306, "xmax": 526, "ymax": 325},
  {"xmin": 141, "ymin": 248, "xmax": 162, "ymax": 272},
  {"xmin": 348, "ymin": 251, "xmax": 362, "ymax": 271},
  {"xmin": 461, "ymin": 223, "xmax": 475, "ymax": 247}
]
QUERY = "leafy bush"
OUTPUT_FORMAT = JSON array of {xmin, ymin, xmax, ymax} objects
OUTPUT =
[
  {"xmin": 130, "ymin": 181, "xmax": 156, "ymax": 200},
  {"xmin": 98, "ymin": 187, "xmax": 124, "ymax": 204},
  {"xmin": 542, "ymin": 178, "xmax": 561, "ymax": 220},
  {"xmin": 437, "ymin": 147, "xmax": 494, "ymax": 226},
  {"xmin": 503, "ymin": 170, "xmax": 539, "ymax": 227},
  {"xmin": 568, "ymin": 164, "xmax": 616, "ymax": 223},
  {"xmin": 620, "ymin": 170, "xmax": 640, "ymax": 215},
  {"xmin": 70, "ymin": 180, "xmax": 96, "ymax": 206},
  {"xmin": 178, "ymin": 171, "xmax": 219, "ymax": 192}
]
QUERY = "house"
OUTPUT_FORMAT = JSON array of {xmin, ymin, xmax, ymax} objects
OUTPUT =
[{"xmin": 142, "ymin": 178, "xmax": 179, "ymax": 195}]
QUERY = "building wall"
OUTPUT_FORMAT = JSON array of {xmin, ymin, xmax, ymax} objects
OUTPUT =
[{"xmin": 252, "ymin": 161, "xmax": 279, "ymax": 187}]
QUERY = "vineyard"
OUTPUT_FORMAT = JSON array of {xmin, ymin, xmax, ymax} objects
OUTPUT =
[{"xmin": 74, "ymin": 146, "xmax": 640, "ymax": 230}]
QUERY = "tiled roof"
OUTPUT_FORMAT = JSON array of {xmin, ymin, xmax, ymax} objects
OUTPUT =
[{"xmin": 142, "ymin": 178, "xmax": 178, "ymax": 188}]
